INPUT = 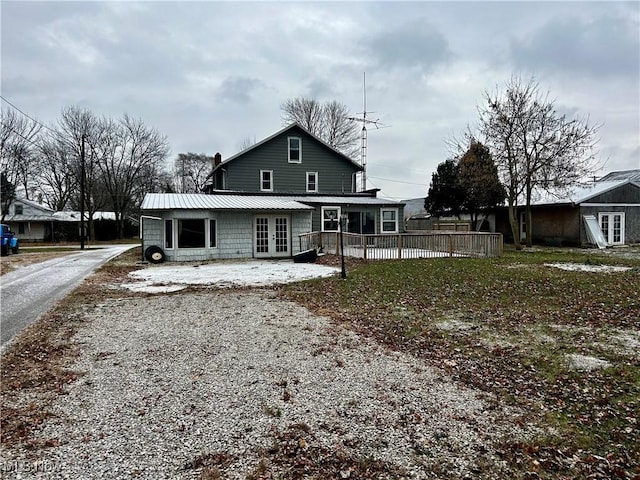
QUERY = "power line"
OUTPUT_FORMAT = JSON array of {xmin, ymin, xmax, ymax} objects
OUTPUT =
[
  {"xmin": 0, "ymin": 122, "xmax": 41, "ymax": 149},
  {"xmin": 368, "ymin": 175, "xmax": 428, "ymax": 187},
  {"xmin": 0, "ymin": 95, "xmax": 56, "ymax": 133}
]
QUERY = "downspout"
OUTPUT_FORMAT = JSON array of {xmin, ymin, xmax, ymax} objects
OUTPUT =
[{"xmin": 139, "ymin": 215, "xmax": 163, "ymax": 262}]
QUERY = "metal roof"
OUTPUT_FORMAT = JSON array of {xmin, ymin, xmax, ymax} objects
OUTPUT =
[
  {"xmin": 142, "ymin": 193, "xmax": 315, "ymax": 211},
  {"xmin": 532, "ymin": 179, "xmax": 638, "ymax": 205},
  {"xmin": 597, "ymin": 169, "xmax": 640, "ymax": 182},
  {"xmin": 288, "ymin": 195, "xmax": 404, "ymax": 206}
]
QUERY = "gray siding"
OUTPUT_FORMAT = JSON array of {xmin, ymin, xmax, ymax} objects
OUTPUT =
[
  {"xmin": 589, "ymin": 183, "xmax": 640, "ymax": 204},
  {"xmin": 222, "ymin": 127, "xmax": 360, "ymax": 194},
  {"xmin": 308, "ymin": 204, "xmax": 404, "ymax": 234},
  {"xmin": 142, "ymin": 209, "xmax": 312, "ymax": 261},
  {"xmin": 580, "ymin": 205, "xmax": 640, "ymax": 245}
]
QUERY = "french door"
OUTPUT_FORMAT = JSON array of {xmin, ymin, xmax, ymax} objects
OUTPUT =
[
  {"xmin": 598, "ymin": 212, "xmax": 625, "ymax": 245},
  {"xmin": 254, "ymin": 215, "xmax": 290, "ymax": 258}
]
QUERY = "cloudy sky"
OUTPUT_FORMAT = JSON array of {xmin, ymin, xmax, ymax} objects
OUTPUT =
[{"xmin": 2, "ymin": 1, "xmax": 639, "ymax": 200}]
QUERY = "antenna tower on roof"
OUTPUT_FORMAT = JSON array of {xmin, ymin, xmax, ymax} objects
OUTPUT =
[{"xmin": 348, "ymin": 72, "xmax": 384, "ymax": 192}]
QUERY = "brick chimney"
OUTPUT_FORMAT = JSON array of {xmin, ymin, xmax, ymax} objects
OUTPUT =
[{"xmin": 214, "ymin": 152, "xmax": 222, "ymax": 167}]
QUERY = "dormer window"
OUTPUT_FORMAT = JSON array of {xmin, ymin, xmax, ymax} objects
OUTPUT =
[
  {"xmin": 14, "ymin": 204, "xmax": 23, "ymax": 215},
  {"xmin": 288, "ymin": 137, "xmax": 301, "ymax": 163}
]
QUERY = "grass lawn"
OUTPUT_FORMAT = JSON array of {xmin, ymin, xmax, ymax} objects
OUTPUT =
[{"xmin": 280, "ymin": 247, "xmax": 640, "ymax": 479}]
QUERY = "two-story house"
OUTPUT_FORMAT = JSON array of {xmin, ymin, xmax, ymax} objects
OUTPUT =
[{"xmin": 141, "ymin": 123, "xmax": 404, "ymax": 262}]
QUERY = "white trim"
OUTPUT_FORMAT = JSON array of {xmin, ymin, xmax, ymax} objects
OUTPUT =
[
  {"xmin": 581, "ymin": 203, "xmax": 640, "ymax": 207},
  {"xmin": 381, "ymin": 208, "xmax": 399, "ymax": 233},
  {"xmin": 321, "ymin": 206, "xmax": 341, "ymax": 232},
  {"xmin": 254, "ymin": 214, "xmax": 291, "ymax": 258},
  {"xmin": 164, "ymin": 218, "xmax": 174, "ymax": 249},
  {"xmin": 260, "ymin": 170, "xmax": 273, "ymax": 192},
  {"xmin": 598, "ymin": 212, "xmax": 625, "ymax": 245},
  {"xmin": 306, "ymin": 171, "xmax": 318, "ymax": 192},
  {"xmin": 208, "ymin": 218, "xmax": 217, "ymax": 248},
  {"xmin": 519, "ymin": 211, "xmax": 527, "ymax": 240},
  {"xmin": 288, "ymin": 136, "xmax": 302, "ymax": 164}
]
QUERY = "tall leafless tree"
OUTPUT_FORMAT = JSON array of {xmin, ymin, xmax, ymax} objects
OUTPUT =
[
  {"xmin": 479, "ymin": 76, "xmax": 600, "ymax": 248},
  {"xmin": 37, "ymin": 130, "xmax": 77, "ymax": 211},
  {"xmin": 56, "ymin": 106, "xmax": 108, "ymax": 241},
  {"xmin": 0, "ymin": 107, "xmax": 42, "ymax": 219},
  {"xmin": 173, "ymin": 152, "xmax": 213, "ymax": 193},
  {"xmin": 99, "ymin": 114, "xmax": 170, "ymax": 238},
  {"xmin": 281, "ymin": 97, "xmax": 360, "ymax": 158}
]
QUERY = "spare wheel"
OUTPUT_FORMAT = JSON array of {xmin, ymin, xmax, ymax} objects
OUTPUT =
[{"xmin": 144, "ymin": 246, "xmax": 166, "ymax": 264}]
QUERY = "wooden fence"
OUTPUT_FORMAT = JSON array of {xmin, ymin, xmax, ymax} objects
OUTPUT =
[{"xmin": 299, "ymin": 231, "xmax": 503, "ymax": 260}]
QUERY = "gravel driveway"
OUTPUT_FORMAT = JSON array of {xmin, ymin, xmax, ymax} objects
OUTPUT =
[{"xmin": 2, "ymin": 285, "xmax": 529, "ymax": 479}]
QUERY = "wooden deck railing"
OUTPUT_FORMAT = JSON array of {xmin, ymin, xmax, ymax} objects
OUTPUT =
[{"xmin": 299, "ymin": 231, "xmax": 503, "ymax": 260}]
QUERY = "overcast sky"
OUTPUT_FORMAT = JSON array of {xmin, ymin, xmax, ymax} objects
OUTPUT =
[{"xmin": 2, "ymin": 1, "xmax": 639, "ymax": 200}]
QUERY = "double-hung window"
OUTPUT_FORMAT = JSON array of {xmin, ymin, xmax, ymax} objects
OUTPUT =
[
  {"xmin": 381, "ymin": 208, "xmax": 398, "ymax": 233},
  {"xmin": 288, "ymin": 137, "xmax": 301, "ymax": 163},
  {"xmin": 260, "ymin": 170, "xmax": 273, "ymax": 192},
  {"xmin": 306, "ymin": 172, "xmax": 318, "ymax": 192}
]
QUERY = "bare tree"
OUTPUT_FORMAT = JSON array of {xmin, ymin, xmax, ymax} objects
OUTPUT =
[
  {"xmin": 173, "ymin": 152, "xmax": 213, "ymax": 193},
  {"xmin": 281, "ymin": 97, "xmax": 360, "ymax": 158},
  {"xmin": 99, "ymin": 114, "xmax": 170, "ymax": 238},
  {"xmin": 323, "ymin": 100, "xmax": 361, "ymax": 158},
  {"xmin": 237, "ymin": 136, "xmax": 257, "ymax": 152},
  {"xmin": 37, "ymin": 130, "xmax": 77, "ymax": 211},
  {"xmin": 479, "ymin": 76, "xmax": 600, "ymax": 248},
  {"xmin": 0, "ymin": 107, "xmax": 42, "ymax": 218},
  {"xmin": 56, "ymin": 106, "xmax": 108, "ymax": 241},
  {"xmin": 281, "ymin": 98, "xmax": 324, "ymax": 134}
]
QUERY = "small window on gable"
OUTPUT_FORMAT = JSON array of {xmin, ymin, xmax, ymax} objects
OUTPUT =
[
  {"xmin": 306, "ymin": 172, "xmax": 318, "ymax": 192},
  {"xmin": 288, "ymin": 137, "xmax": 301, "ymax": 163},
  {"xmin": 381, "ymin": 208, "xmax": 398, "ymax": 233},
  {"xmin": 14, "ymin": 204, "xmax": 23, "ymax": 215},
  {"xmin": 260, "ymin": 170, "xmax": 273, "ymax": 192}
]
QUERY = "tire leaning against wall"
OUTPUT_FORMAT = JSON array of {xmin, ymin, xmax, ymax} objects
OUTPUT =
[{"xmin": 144, "ymin": 246, "xmax": 166, "ymax": 264}]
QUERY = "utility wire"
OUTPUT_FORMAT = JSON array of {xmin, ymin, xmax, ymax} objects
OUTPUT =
[
  {"xmin": 0, "ymin": 122, "xmax": 41, "ymax": 149},
  {"xmin": 368, "ymin": 175, "xmax": 428, "ymax": 187},
  {"xmin": 0, "ymin": 95, "xmax": 56, "ymax": 133}
]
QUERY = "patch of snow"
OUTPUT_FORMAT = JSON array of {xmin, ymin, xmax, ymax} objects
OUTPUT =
[
  {"xmin": 436, "ymin": 319, "xmax": 476, "ymax": 332},
  {"xmin": 120, "ymin": 282, "xmax": 187, "ymax": 294},
  {"xmin": 126, "ymin": 260, "xmax": 340, "ymax": 291},
  {"xmin": 611, "ymin": 330, "xmax": 640, "ymax": 356},
  {"xmin": 544, "ymin": 262, "xmax": 631, "ymax": 273},
  {"xmin": 565, "ymin": 353, "xmax": 612, "ymax": 371}
]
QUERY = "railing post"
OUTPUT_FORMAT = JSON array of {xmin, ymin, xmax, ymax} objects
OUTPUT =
[
  {"xmin": 449, "ymin": 234, "xmax": 453, "ymax": 257},
  {"xmin": 362, "ymin": 235, "xmax": 367, "ymax": 261},
  {"xmin": 398, "ymin": 234, "xmax": 402, "ymax": 259}
]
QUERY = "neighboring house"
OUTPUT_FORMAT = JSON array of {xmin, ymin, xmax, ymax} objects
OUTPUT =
[
  {"xmin": 2, "ymin": 198, "xmax": 59, "ymax": 241},
  {"xmin": 495, "ymin": 170, "xmax": 640, "ymax": 246},
  {"xmin": 3, "ymin": 197, "xmax": 128, "ymax": 242},
  {"xmin": 141, "ymin": 123, "xmax": 405, "ymax": 261}
]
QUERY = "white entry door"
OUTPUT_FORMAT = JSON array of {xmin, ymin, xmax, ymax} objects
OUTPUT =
[
  {"xmin": 598, "ymin": 212, "xmax": 625, "ymax": 245},
  {"xmin": 254, "ymin": 215, "xmax": 290, "ymax": 258}
]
